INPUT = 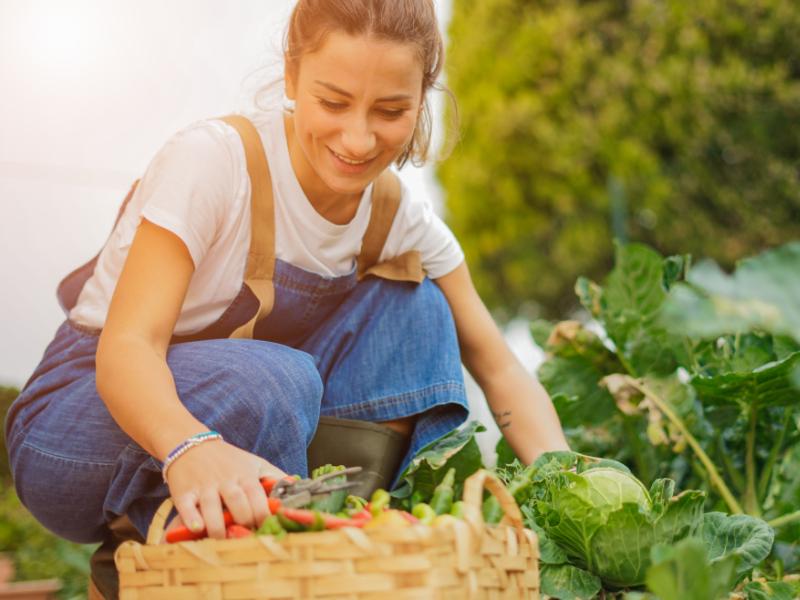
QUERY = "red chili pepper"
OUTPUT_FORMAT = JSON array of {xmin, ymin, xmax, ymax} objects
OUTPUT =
[
  {"xmin": 166, "ymin": 496, "xmax": 284, "ymax": 543},
  {"xmin": 279, "ymin": 507, "xmax": 367, "ymax": 530},
  {"xmin": 226, "ymin": 524, "xmax": 254, "ymax": 539},
  {"xmin": 399, "ymin": 511, "xmax": 420, "ymax": 525},
  {"xmin": 166, "ymin": 511, "xmax": 236, "ymax": 543},
  {"xmin": 350, "ymin": 508, "xmax": 373, "ymax": 522}
]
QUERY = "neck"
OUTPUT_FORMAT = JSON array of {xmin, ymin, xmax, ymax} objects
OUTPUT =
[{"xmin": 283, "ymin": 113, "xmax": 362, "ymax": 225}]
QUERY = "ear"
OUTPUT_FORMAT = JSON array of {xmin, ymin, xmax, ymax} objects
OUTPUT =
[{"xmin": 284, "ymin": 55, "xmax": 297, "ymax": 100}]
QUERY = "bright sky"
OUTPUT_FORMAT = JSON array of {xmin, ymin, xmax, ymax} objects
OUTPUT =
[{"xmin": 0, "ymin": 0, "xmax": 454, "ymax": 388}]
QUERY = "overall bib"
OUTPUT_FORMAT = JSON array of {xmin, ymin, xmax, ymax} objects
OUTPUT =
[{"xmin": 3, "ymin": 116, "xmax": 469, "ymax": 544}]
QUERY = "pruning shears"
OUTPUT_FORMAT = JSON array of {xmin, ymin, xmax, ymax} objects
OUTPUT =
[{"xmin": 165, "ymin": 466, "xmax": 362, "ymax": 543}]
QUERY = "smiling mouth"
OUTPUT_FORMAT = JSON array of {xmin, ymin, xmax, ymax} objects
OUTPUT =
[{"xmin": 329, "ymin": 147, "xmax": 375, "ymax": 166}]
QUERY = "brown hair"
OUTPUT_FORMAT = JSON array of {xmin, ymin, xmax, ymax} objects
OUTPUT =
[{"xmin": 283, "ymin": 0, "xmax": 458, "ymax": 168}]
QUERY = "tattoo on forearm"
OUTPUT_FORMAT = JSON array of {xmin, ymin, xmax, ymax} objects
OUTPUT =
[{"xmin": 492, "ymin": 410, "xmax": 512, "ymax": 430}]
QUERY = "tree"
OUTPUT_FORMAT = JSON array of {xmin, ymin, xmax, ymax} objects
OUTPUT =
[{"xmin": 439, "ymin": 0, "xmax": 800, "ymax": 316}]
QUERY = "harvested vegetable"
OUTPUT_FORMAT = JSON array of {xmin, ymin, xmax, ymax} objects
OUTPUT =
[
  {"xmin": 411, "ymin": 502, "xmax": 436, "ymax": 525},
  {"xmin": 369, "ymin": 489, "xmax": 391, "ymax": 516},
  {"xmin": 364, "ymin": 509, "xmax": 412, "ymax": 530},
  {"xmin": 430, "ymin": 467, "xmax": 456, "ymax": 515}
]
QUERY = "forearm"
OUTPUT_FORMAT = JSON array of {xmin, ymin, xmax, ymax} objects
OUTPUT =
[
  {"xmin": 95, "ymin": 336, "xmax": 208, "ymax": 462},
  {"xmin": 479, "ymin": 359, "xmax": 570, "ymax": 464}
]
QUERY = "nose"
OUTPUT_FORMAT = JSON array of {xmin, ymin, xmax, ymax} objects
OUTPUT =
[{"xmin": 340, "ymin": 113, "xmax": 376, "ymax": 159}]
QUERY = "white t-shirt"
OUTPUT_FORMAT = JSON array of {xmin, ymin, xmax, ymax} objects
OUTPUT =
[{"xmin": 69, "ymin": 110, "xmax": 465, "ymax": 336}]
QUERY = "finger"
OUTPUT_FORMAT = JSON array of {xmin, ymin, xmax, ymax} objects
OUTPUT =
[
  {"xmin": 241, "ymin": 478, "xmax": 269, "ymax": 528},
  {"xmin": 199, "ymin": 489, "xmax": 226, "ymax": 539},
  {"xmin": 219, "ymin": 481, "xmax": 255, "ymax": 528},
  {"xmin": 173, "ymin": 491, "xmax": 204, "ymax": 534}
]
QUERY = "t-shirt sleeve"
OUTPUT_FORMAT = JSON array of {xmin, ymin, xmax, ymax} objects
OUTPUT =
[
  {"xmin": 135, "ymin": 121, "xmax": 236, "ymax": 269},
  {"xmin": 379, "ymin": 178, "xmax": 465, "ymax": 279}
]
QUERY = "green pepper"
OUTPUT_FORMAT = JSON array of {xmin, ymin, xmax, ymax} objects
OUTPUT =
[
  {"xmin": 370, "ymin": 489, "xmax": 391, "ymax": 516},
  {"xmin": 430, "ymin": 468, "xmax": 456, "ymax": 515},
  {"xmin": 256, "ymin": 515, "xmax": 287, "ymax": 540},
  {"xmin": 411, "ymin": 502, "xmax": 436, "ymax": 525},
  {"xmin": 343, "ymin": 495, "xmax": 368, "ymax": 517},
  {"xmin": 449, "ymin": 501, "xmax": 466, "ymax": 519}
]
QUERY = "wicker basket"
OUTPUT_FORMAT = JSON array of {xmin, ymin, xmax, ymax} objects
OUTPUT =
[{"xmin": 114, "ymin": 469, "xmax": 540, "ymax": 599}]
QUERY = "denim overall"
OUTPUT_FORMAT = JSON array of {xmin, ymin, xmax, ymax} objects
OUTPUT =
[{"xmin": 4, "ymin": 116, "xmax": 469, "ymax": 543}]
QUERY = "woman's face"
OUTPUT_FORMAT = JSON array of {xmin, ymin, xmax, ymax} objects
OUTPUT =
[{"xmin": 285, "ymin": 31, "xmax": 424, "ymax": 198}]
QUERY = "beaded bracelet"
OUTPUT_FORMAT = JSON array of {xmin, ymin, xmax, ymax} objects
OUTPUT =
[{"xmin": 161, "ymin": 430, "xmax": 223, "ymax": 482}]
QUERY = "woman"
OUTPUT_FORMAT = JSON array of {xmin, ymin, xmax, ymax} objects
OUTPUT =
[{"xmin": 4, "ymin": 0, "xmax": 568, "ymax": 543}]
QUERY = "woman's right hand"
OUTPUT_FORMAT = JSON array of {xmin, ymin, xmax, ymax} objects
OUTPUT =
[{"xmin": 164, "ymin": 439, "xmax": 288, "ymax": 539}]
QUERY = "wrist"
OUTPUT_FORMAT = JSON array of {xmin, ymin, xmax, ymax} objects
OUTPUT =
[{"xmin": 161, "ymin": 430, "xmax": 225, "ymax": 482}]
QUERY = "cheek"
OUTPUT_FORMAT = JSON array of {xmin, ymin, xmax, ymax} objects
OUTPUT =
[
  {"xmin": 381, "ymin": 115, "xmax": 419, "ymax": 149},
  {"xmin": 295, "ymin": 102, "xmax": 336, "ymax": 145}
]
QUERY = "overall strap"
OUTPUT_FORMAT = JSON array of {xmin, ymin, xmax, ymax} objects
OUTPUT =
[
  {"xmin": 217, "ymin": 115, "xmax": 276, "ymax": 340},
  {"xmin": 357, "ymin": 170, "xmax": 425, "ymax": 283}
]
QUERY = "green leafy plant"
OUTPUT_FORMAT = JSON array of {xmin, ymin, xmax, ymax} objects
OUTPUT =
[
  {"xmin": 530, "ymin": 240, "xmax": 800, "ymax": 583},
  {"xmin": 390, "ymin": 421, "xmax": 485, "ymax": 509},
  {"xmin": 503, "ymin": 451, "xmax": 773, "ymax": 598}
]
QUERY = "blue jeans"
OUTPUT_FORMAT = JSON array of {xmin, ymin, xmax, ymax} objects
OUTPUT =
[{"xmin": 5, "ymin": 265, "xmax": 469, "ymax": 543}]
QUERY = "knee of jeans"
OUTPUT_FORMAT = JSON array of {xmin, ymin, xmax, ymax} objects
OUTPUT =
[
  {"xmin": 224, "ymin": 347, "xmax": 323, "ymax": 442},
  {"xmin": 12, "ymin": 445, "xmax": 108, "ymax": 544}
]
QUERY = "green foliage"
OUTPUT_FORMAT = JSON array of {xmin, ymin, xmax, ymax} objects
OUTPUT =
[
  {"xmin": 539, "ymin": 563, "xmax": 602, "ymax": 599},
  {"xmin": 515, "ymin": 450, "xmax": 772, "ymax": 597},
  {"xmin": 441, "ymin": 0, "xmax": 800, "ymax": 316},
  {"xmin": 390, "ymin": 421, "xmax": 485, "ymax": 508},
  {"xmin": 0, "ymin": 486, "xmax": 95, "ymax": 599},
  {"xmin": 743, "ymin": 578, "xmax": 800, "ymax": 600},
  {"xmin": 645, "ymin": 537, "xmax": 739, "ymax": 600},
  {"xmin": 0, "ymin": 385, "xmax": 19, "ymax": 481},
  {"xmin": 1, "ymin": 385, "xmax": 95, "ymax": 599},
  {"xmin": 529, "ymin": 240, "xmax": 800, "ymax": 592},
  {"xmin": 528, "ymin": 451, "xmax": 707, "ymax": 588}
]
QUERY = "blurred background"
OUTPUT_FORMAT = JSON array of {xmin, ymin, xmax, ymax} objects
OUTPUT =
[{"xmin": 1, "ymin": 0, "xmax": 799, "ymax": 596}]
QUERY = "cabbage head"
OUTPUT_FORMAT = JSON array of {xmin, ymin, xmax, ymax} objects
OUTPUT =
[{"xmin": 530, "ymin": 452, "xmax": 705, "ymax": 588}]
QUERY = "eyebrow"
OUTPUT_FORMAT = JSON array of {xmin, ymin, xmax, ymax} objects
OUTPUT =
[{"xmin": 314, "ymin": 80, "xmax": 414, "ymax": 102}]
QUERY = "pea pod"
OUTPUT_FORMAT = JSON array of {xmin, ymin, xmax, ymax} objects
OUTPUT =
[
  {"xmin": 430, "ymin": 468, "xmax": 456, "ymax": 515},
  {"xmin": 411, "ymin": 502, "xmax": 436, "ymax": 525}
]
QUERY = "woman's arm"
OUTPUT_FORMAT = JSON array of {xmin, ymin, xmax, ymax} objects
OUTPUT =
[
  {"xmin": 434, "ymin": 262, "xmax": 570, "ymax": 464},
  {"xmin": 96, "ymin": 218, "xmax": 285, "ymax": 538}
]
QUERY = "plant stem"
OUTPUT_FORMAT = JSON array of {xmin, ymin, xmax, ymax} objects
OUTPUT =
[
  {"xmin": 744, "ymin": 404, "xmax": 761, "ymax": 517},
  {"xmin": 768, "ymin": 510, "xmax": 800, "ymax": 529},
  {"xmin": 757, "ymin": 408, "xmax": 791, "ymax": 504},
  {"xmin": 717, "ymin": 436, "xmax": 745, "ymax": 494},
  {"xmin": 627, "ymin": 376, "xmax": 744, "ymax": 514},
  {"xmin": 623, "ymin": 415, "xmax": 652, "ymax": 484}
]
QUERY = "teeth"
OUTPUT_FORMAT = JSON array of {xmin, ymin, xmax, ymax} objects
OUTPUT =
[{"xmin": 332, "ymin": 149, "xmax": 369, "ymax": 165}]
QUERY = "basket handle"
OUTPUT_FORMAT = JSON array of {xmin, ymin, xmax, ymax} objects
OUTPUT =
[
  {"xmin": 461, "ymin": 469, "xmax": 525, "ymax": 534},
  {"xmin": 146, "ymin": 497, "xmax": 175, "ymax": 545}
]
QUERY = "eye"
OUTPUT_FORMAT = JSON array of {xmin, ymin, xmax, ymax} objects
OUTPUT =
[
  {"xmin": 376, "ymin": 108, "xmax": 408, "ymax": 120},
  {"xmin": 318, "ymin": 98, "xmax": 347, "ymax": 111}
]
